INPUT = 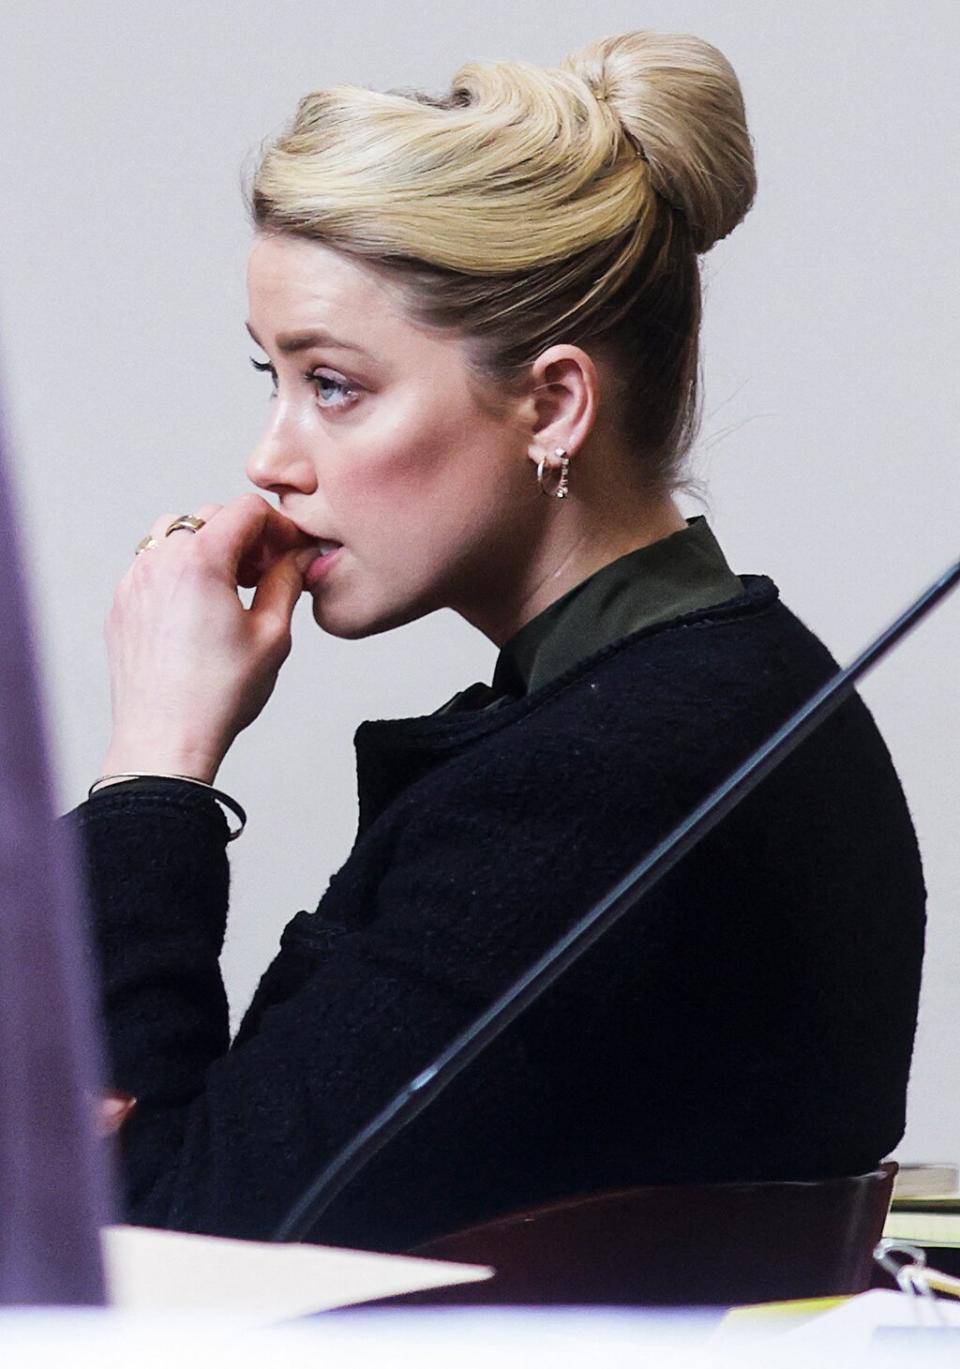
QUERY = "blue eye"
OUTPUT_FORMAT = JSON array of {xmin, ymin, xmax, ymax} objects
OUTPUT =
[
  {"xmin": 309, "ymin": 371, "xmax": 355, "ymax": 408},
  {"xmin": 249, "ymin": 356, "xmax": 355, "ymax": 410}
]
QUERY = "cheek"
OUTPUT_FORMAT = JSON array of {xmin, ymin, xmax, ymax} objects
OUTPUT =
[{"xmin": 328, "ymin": 401, "xmax": 505, "ymax": 553}]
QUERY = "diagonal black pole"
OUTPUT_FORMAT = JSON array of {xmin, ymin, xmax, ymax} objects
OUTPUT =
[{"xmin": 273, "ymin": 558, "xmax": 960, "ymax": 1243}]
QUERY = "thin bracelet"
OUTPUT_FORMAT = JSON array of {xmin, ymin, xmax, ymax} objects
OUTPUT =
[{"xmin": 87, "ymin": 773, "xmax": 247, "ymax": 841}]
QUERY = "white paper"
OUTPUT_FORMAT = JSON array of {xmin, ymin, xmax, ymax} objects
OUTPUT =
[
  {"xmin": 781, "ymin": 1289, "xmax": 960, "ymax": 1341},
  {"xmin": 101, "ymin": 1223, "xmax": 491, "ymax": 1324}
]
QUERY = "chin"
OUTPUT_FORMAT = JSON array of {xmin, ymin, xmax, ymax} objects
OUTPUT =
[{"xmin": 308, "ymin": 590, "xmax": 432, "ymax": 641}]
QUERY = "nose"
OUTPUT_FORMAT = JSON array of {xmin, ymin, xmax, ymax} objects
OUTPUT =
[{"xmin": 245, "ymin": 405, "xmax": 318, "ymax": 497}]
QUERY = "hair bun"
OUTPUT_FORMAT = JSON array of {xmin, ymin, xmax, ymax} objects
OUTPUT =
[{"xmin": 563, "ymin": 32, "xmax": 756, "ymax": 253}]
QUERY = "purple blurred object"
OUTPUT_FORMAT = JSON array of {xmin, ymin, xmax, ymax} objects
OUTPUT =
[{"xmin": 0, "ymin": 386, "xmax": 112, "ymax": 1303}]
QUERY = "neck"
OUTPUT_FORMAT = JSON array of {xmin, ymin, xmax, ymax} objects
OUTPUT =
[{"xmin": 458, "ymin": 490, "xmax": 689, "ymax": 648}]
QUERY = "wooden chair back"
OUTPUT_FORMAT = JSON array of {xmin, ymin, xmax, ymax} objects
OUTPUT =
[{"xmin": 389, "ymin": 1164, "xmax": 897, "ymax": 1306}]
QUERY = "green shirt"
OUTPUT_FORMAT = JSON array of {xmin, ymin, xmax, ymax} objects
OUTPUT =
[{"xmin": 440, "ymin": 516, "xmax": 744, "ymax": 714}]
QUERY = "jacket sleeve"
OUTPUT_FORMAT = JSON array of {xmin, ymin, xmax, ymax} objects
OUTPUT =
[
  {"xmin": 71, "ymin": 780, "xmax": 232, "ymax": 1114},
  {"xmin": 66, "ymin": 777, "xmax": 564, "ymax": 1248}
]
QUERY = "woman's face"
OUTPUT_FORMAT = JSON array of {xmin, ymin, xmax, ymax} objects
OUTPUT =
[{"xmin": 245, "ymin": 233, "xmax": 544, "ymax": 641}]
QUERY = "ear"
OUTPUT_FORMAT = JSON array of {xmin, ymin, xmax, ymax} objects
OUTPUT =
[{"xmin": 518, "ymin": 345, "xmax": 601, "ymax": 472}]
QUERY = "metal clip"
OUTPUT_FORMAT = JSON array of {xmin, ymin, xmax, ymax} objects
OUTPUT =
[{"xmin": 875, "ymin": 1238, "xmax": 947, "ymax": 1326}]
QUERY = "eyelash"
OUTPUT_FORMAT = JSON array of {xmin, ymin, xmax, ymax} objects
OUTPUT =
[{"xmin": 249, "ymin": 356, "xmax": 357, "ymax": 410}]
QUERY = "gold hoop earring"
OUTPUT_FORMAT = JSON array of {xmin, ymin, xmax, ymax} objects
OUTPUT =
[{"xmin": 537, "ymin": 447, "xmax": 570, "ymax": 500}]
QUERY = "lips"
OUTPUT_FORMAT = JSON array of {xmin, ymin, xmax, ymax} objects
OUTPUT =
[
  {"xmin": 292, "ymin": 536, "xmax": 341, "ymax": 571},
  {"xmin": 302, "ymin": 541, "xmax": 344, "ymax": 588}
]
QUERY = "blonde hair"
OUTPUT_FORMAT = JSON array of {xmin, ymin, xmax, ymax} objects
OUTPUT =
[{"xmin": 250, "ymin": 31, "xmax": 756, "ymax": 489}]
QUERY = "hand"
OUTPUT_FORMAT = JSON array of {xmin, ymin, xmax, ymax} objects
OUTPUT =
[
  {"xmin": 92, "ymin": 1089, "xmax": 137, "ymax": 1139},
  {"xmin": 101, "ymin": 494, "xmax": 319, "ymax": 783}
]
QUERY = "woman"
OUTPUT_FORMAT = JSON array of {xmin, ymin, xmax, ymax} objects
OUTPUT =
[{"xmin": 70, "ymin": 32, "xmax": 925, "ymax": 1251}]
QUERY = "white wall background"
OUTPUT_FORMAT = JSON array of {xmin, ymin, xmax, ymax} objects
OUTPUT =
[{"xmin": 0, "ymin": 1, "xmax": 956, "ymax": 1162}]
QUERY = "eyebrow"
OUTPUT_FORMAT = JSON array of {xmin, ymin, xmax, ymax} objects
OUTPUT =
[{"xmin": 245, "ymin": 322, "xmax": 369, "ymax": 357}]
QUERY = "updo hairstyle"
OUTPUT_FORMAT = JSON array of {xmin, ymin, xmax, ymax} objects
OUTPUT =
[{"xmin": 250, "ymin": 32, "xmax": 756, "ymax": 492}]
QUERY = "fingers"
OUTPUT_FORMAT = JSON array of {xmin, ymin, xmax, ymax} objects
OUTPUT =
[
  {"xmin": 249, "ymin": 548, "xmax": 308, "ymax": 646},
  {"xmin": 200, "ymin": 494, "xmax": 315, "ymax": 579},
  {"xmin": 129, "ymin": 506, "xmax": 222, "ymax": 572},
  {"xmin": 134, "ymin": 496, "xmax": 312, "ymax": 586}
]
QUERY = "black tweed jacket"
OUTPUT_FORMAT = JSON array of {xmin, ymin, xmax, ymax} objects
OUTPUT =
[{"xmin": 70, "ymin": 574, "xmax": 926, "ymax": 1251}]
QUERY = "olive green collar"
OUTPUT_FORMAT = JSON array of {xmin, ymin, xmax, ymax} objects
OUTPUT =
[
  {"xmin": 494, "ymin": 516, "xmax": 742, "ymax": 698},
  {"xmin": 440, "ymin": 516, "xmax": 743, "ymax": 713}
]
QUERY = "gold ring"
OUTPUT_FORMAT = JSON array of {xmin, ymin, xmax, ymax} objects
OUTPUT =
[
  {"xmin": 165, "ymin": 514, "xmax": 207, "ymax": 537},
  {"xmin": 135, "ymin": 535, "xmax": 159, "ymax": 555}
]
